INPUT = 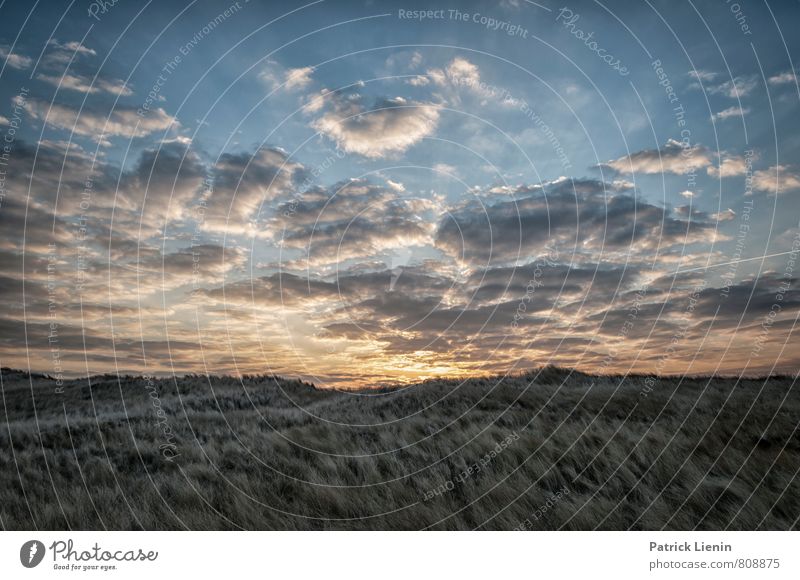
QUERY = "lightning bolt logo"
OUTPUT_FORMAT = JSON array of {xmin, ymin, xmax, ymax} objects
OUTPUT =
[{"xmin": 20, "ymin": 540, "xmax": 45, "ymax": 568}]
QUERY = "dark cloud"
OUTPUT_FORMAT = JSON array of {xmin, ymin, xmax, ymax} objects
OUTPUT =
[
  {"xmin": 272, "ymin": 179, "xmax": 441, "ymax": 269},
  {"xmin": 435, "ymin": 181, "xmax": 714, "ymax": 267},
  {"xmin": 122, "ymin": 138, "xmax": 206, "ymax": 227},
  {"xmin": 138, "ymin": 244, "xmax": 247, "ymax": 283},
  {"xmin": 203, "ymin": 147, "xmax": 302, "ymax": 234}
]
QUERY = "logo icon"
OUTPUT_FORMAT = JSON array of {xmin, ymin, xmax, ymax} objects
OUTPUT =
[{"xmin": 20, "ymin": 540, "xmax": 45, "ymax": 568}]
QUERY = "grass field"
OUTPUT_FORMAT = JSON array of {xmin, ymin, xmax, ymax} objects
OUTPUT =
[{"xmin": 1, "ymin": 366, "xmax": 798, "ymax": 530}]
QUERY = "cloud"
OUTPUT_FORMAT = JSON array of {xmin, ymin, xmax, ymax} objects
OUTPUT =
[
  {"xmin": 41, "ymin": 39, "xmax": 96, "ymax": 69},
  {"xmin": 259, "ymin": 61, "xmax": 315, "ymax": 92},
  {"xmin": 711, "ymin": 76, "xmax": 758, "ymax": 98},
  {"xmin": 0, "ymin": 46, "xmax": 32, "ymax": 69},
  {"xmin": 286, "ymin": 215, "xmax": 434, "ymax": 269},
  {"xmin": 385, "ymin": 179, "xmax": 405, "ymax": 192},
  {"xmin": 202, "ymin": 147, "xmax": 303, "ymax": 234},
  {"xmin": 602, "ymin": 139, "xmax": 714, "ymax": 175},
  {"xmin": 2, "ymin": 136, "xmax": 208, "ymax": 243},
  {"xmin": 407, "ymin": 75, "xmax": 430, "ymax": 86},
  {"xmin": 201, "ymin": 272, "xmax": 340, "ymax": 308},
  {"xmin": 33, "ymin": 40, "xmax": 132, "ymax": 97},
  {"xmin": 435, "ymin": 179, "xmax": 714, "ymax": 267},
  {"xmin": 311, "ymin": 93, "xmax": 440, "ymax": 158},
  {"xmin": 37, "ymin": 73, "xmax": 132, "ymax": 96},
  {"xmin": 707, "ymin": 153, "xmax": 752, "ymax": 178},
  {"xmin": 679, "ymin": 190, "xmax": 695, "ymax": 199},
  {"xmin": 140, "ymin": 244, "xmax": 248, "ymax": 284},
  {"xmin": 711, "ymin": 208, "xmax": 736, "ymax": 221},
  {"xmin": 0, "ymin": 138, "xmax": 123, "ymax": 218},
  {"xmin": 688, "ymin": 70, "xmax": 718, "ymax": 82},
  {"xmin": 418, "ymin": 57, "xmax": 520, "ymax": 107},
  {"xmin": 115, "ymin": 139, "xmax": 207, "ymax": 233},
  {"xmin": 22, "ymin": 98, "xmax": 176, "ymax": 143},
  {"xmin": 687, "ymin": 274, "xmax": 800, "ymax": 322},
  {"xmin": 752, "ymin": 165, "xmax": 800, "ymax": 194},
  {"xmin": 768, "ymin": 71, "xmax": 797, "ymax": 85},
  {"xmin": 433, "ymin": 163, "xmax": 458, "ymax": 177},
  {"xmin": 689, "ymin": 74, "xmax": 758, "ymax": 98},
  {"xmin": 580, "ymin": 274, "xmax": 800, "ymax": 352},
  {"xmin": 441, "ymin": 57, "xmax": 481, "ymax": 87},
  {"xmin": 270, "ymin": 179, "xmax": 441, "ymax": 268},
  {"xmin": 48, "ymin": 39, "xmax": 96, "ymax": 57},
  {"xmin": 0, "ymin": 196, "xmax": 74, "ymax": 254},
  {"xmin": 712, "ymin": 106, "xmax": 749, "ymax": 121},
  {"xmin": 466, "ymin": 262, "xmax": 636, "ymax": 308},
  {"xmin": 284, "ymin": 67, "xmax": 315, "ymax": 90}
]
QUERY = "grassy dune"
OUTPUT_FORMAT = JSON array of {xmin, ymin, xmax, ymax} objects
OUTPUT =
[{"xmin": 1, "ymin": 366, "xmax": 798, "ymax": 530}]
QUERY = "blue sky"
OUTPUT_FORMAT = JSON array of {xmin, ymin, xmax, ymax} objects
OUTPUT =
[{"xmin": 1, "ymin": 0, "xmax": 798, "ymax": 385}]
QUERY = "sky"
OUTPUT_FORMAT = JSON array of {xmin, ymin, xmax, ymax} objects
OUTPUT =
[{"xmin": 0, "ymin": 0, "xmax": 798, "ymax": 386}]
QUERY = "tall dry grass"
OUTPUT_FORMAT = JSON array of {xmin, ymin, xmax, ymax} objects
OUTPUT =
[{"xmin": 1, "ymin": 366, "xmax": 797, "ymax": 530}]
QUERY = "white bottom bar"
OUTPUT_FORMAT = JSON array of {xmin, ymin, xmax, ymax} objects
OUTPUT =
[{"xmin": 1, "ymin": 531, "xmax": 797, "ymax": 578}]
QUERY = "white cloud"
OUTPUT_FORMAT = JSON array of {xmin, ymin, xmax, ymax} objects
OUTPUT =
[
  {"xmin": 768, "ymin": 71, "xmax": 797, "ymax": 85},
  {"xmin": 707, "ymin": 153, "xmax": 752, "ymax": 178},
  {"xmin": 37, "ymin": 73, "xmax": 132, "ymax": 96},
  {"xmin": 41, "ymin": 40, "xmax": 97, "ymax": 69},
  {"xmin": 443, "ymin": 57, "xmax": 481, "ymax": 87},
  {"xmin": 284, "ymin": 66, "xmax": 315, "ymax": 91},
  {"xmin": 709, "ymin": 76, "xmax": 758, "ymax": 98},
  {"xmin": 688, "ymin": 70, "xmax": 718, "ymax": 82},
  {"xmin": 23, "ymin": 98, "xmax": 177, "ymax": 143},
  {"xmin": 259, "ymin": 61, "xmax": 315, "ymax": 92},
  {"xmin": 688, "ymin": 72, "xmax": 757, "ymax": 98},
  {"xmin": 752, "ymin": 165, "xmax": 800, "ymax": 194},
  {"xmin": 711, "ymin": 209, "xmax": 736, "ymax": 221},
  {"xmin": 680, "ymin": 190, "xmax": 695, "ymax": 198},
  {"xmin": 419, "ymin": 57, "xmax": 519, "ymax": 107},
  {"xmin": 406, "ymin": 75, "xmax": 430, "ymax": 86},
  {"xmin": 0, "ymin": 46, "xmax": 32, "ymax": 70},
  {"xmin": 603, "ymin": 139, "xmax": 714, "ymax": 175},
  {"xmin": 301, "ymin": 89, "xmax": 329, "ymax": 114},
  {"xmin": 433, "ymin": 163, "xmax": 457, "ymax": 177},
  {"xmin": 712, "ymin": 106, "xmax": 749, "ymax": 121},
  {"xmin": 312, "ymin": 94, "xmax": 440, "ymax": 158},
  {"xmin": 386, "ymin": 179, "xmax": 405, "ymax": 192},
  {"xmin": 426, "ymin": 68, "xmax": 447, "ymax": 87},
  {"xmin": 48, "ymin": 39, "xmax": 96, "ymax": 57}
]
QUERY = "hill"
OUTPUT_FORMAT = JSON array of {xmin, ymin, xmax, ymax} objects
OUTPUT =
[{"xmin": 1, "ymin": 367, "xmax": 797, "ymax": 530}]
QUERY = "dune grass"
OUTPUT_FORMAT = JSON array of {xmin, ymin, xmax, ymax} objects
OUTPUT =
[{"xmin": 1, "ymin": 366, "xmax": 797, "ymax": 530}]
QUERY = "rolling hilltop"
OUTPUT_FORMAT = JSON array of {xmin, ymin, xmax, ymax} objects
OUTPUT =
[{"xmin": 1, "ymin": 366, "xmax": 797, "ymax": 530}]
